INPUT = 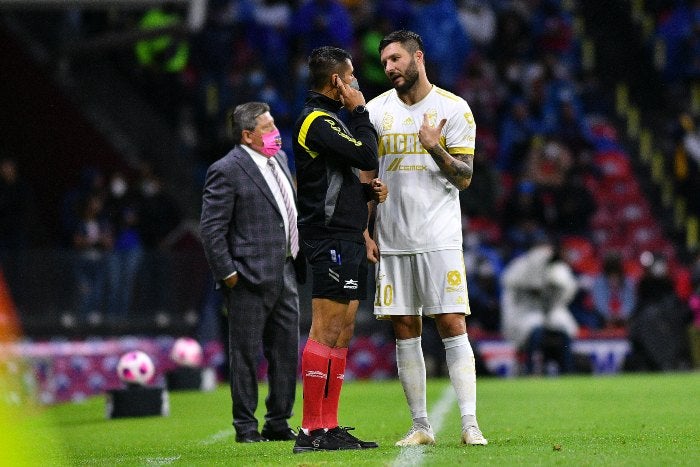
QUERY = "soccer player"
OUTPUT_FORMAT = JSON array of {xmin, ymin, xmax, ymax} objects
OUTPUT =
[{"xmin": 365, "ymin": 30, "xmax": 488, "ymax": 446}]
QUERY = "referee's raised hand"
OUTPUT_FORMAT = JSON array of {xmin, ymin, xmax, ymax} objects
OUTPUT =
[{"xmin": 335, "ymin": 76, "xmax": 365, "ymax": 112}]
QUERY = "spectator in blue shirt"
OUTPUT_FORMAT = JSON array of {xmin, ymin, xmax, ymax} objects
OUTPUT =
[{"xmin": 591, "ymin": 253, "xmax": 636, "ymax": 329}]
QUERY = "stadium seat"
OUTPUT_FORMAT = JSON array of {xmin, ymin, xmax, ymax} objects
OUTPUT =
[
  {"xmin": 594, "ymin": 150, "xmax": 632, "ymax": 179},
  {"xmin": 560, "ymin": 235, "xmax": 601, "ymax": 274}
]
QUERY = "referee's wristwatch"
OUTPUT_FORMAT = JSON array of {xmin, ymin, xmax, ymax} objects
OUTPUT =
[{"xmin": 353, "ymin": 105, "xmax": 367, "ymax": 115}]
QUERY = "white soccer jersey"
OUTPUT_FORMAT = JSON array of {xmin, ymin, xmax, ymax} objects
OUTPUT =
[{"xmin": 367, "ymin": 85, "xmax": 476, "ymax": 254}]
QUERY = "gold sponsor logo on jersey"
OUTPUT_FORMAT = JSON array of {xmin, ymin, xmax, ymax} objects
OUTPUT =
[
  {"xmin": 403, "ymin": 117, "xmax": 414, "ymax": 126},
  {"xmin": 464, "ymin": 112, "xmax": 475, "ymax": 125},
  {"xmin": 379, "ymin": 133, "xmax": 428, "ymax": 155},
  {"xmin": 386, "ymin": 157, "xmax": 428, "ymax": 172}
]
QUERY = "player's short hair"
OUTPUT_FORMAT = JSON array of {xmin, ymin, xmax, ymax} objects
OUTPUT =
[
  {"xmin": 230, "ymin": 101, "xmax": 270, "ymax": 144},
  {"xmin": 379, "ymin": 30, "xmax": 425, "ymax": 55},
  {"xmin": 308, "ymin": 46, "xmax": 352, "ymax": 90}
]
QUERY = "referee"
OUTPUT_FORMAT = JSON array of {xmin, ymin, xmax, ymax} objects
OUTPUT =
[{"xmin": 291, "ymin": 46, "xmax": 387, "ymax": 453}]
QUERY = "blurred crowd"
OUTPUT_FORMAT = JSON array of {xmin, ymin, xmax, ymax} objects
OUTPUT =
[
  {"xmin": 58, "ymin": 162, "xmax": 182, "ymax": 326},
  {"xmin": 2, "ymin": 0, "xmax": 700, "ymax": 373}
]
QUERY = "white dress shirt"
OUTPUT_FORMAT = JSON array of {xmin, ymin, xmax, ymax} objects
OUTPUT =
[{"xmin": 242, "ymin": 145, "xmax": 297, "ymax": 257}]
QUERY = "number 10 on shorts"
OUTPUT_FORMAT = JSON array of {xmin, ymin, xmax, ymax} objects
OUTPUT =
[{"xmin": 374, "ymin": 283, "xmax": 393, "ymax": 307}]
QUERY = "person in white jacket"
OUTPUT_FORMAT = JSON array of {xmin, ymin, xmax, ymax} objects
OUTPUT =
[{"xmin": 501, "ymin": 238, "xmax": 579, "ymax": 375}]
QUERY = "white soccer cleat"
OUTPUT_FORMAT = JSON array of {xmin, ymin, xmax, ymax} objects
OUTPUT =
[
  {"xmin": 395, "ymin": 424, "xmax": 436, "ymax": 446},
  {"xmin": 461, "ymin": 426, "xmax": 488, "ymax": 445}
]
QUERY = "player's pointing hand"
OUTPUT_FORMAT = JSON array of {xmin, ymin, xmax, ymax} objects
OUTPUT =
[{"xmin": 418, "ymin": 113, "xmax": 446, "ymax": 151}]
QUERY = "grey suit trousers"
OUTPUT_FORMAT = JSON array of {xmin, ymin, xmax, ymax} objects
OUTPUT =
[{"xmin": 223, "ymin": 259, "xmax": 299, "ymax": 434}]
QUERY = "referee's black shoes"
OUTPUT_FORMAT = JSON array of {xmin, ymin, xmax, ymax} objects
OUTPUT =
[
  {"xmin": 292, "ymin": 428, "xmax": 361, "ymax": 453},
  {"xmin": 327, "ymin": 426, "xmax": 379, "ymax": 449}
]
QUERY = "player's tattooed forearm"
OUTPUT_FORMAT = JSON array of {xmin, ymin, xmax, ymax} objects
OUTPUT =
[
  {"xmin": 452, "ymin": 154, "xmax": 474, "ymax": 179},
  {"xmin": 428, "ymin": 145, "xmax": 473, "ymax": 189},
  {"xmin": 450, "ymin": 157, "xmax": 473, "ymax": 178},
  {"xmin": 427, "ymin": 144, "xmax": 450, "ymax": 166}
]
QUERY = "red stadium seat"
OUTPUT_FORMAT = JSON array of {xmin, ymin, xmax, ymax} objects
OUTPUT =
[
  {"xmin": 594, "ymin": 150, "xmax": 632, "ymax": 179},
  {"xmin": 560, "ymin": 235, "xmax": 600, "ymax": 274}
]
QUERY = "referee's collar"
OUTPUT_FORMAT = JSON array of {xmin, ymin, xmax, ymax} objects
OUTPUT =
[{"xmin": 305, "ymin": 91, "xmax": 344, "ymax": 113}]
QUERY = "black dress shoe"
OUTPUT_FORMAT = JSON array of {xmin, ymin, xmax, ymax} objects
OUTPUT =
[
  {"xmin": 235, "ymin": 430, "xmax": 268, "ymax": 443},
  {"xmin": 261, "ymin": 427, "xmax": 297, "ymax": 441}
]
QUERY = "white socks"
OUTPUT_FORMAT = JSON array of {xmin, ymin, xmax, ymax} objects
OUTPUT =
[
  {"xmin": 396, "ymin": 337, "xmax": 428, "ymax": 424},
  {"xmin": 397, "ymin": 334, "xmax": 479, "ymax": 431},
  {"xmin": 443, "ymin": 333, "xmax": 477, "ymax": 427}
]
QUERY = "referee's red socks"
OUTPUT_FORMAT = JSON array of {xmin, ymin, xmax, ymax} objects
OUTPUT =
[
  {"xmin": 322, "ymin": 347, "xmax": 348, "ymax": 429},
  {"xmin": 301, "ymin": 338, "xmax": 331, "ymax": 431}
]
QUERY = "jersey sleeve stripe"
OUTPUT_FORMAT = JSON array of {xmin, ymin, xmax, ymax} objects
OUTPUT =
[
  {"xmin": 448, "ymin": 147, "xmax": 474, "ymax": 156},
  {"xmin": 297, "ymin": 110, "xmax": 330, "ymax": 158},
  {"xmin": 434, "ymin": 87, "xmax": 461, "ymax": 101}
]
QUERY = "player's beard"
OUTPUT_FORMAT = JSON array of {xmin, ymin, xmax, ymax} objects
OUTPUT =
[{"xmin": 392, "ymin": 58, "xmax": 419, "ymax": 93}]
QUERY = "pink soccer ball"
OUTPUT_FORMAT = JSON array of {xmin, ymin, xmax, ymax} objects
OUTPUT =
[
  {"xmin": 170, "ymin": 337, "xmax": 204, "ymax": 368},
  {"xmin": 117, "ymin": 350, "xmax": 155, "ymax": 386}
]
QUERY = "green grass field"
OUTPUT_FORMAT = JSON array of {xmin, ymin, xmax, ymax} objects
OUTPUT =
[{"xmin": 9, "ymin": 372, "xmax": 700, "ymax": 466}]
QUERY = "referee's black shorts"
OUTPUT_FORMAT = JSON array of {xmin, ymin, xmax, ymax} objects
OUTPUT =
[{"xmin": 300, "ymin": 237, "xmax": 367, "ymax": 301}]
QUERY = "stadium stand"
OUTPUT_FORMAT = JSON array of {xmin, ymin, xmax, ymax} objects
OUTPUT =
[{"xmin": 1, "ymin": 1, "xmax": 696, "ymax": 391}]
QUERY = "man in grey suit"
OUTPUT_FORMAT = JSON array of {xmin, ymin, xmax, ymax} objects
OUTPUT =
[{"xmin": 200, "ymin": 102, "xmax": 305, "ymax": 443}]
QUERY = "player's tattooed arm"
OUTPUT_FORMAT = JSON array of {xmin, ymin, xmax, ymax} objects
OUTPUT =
[
  {"xmin": 426, "ymin": 144, "xmax": 473, "ymax": 190},
  {"xmin": 419, "ymin": 113, "xmax": 473, "ymax": 190}
]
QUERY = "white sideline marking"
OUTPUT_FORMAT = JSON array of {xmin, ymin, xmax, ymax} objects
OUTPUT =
[
  {"xmin": 139, "ymin": 429, "xmax": 232, "ymax": 465},
  {"xmin": 199, "ymin": 428, "xmax": 234, "ymax": 446},
  {"xmin": 391, "ymin": 385, "xmax": 456, "ymax": 467},
  {"xmin": 145, "ymin": 455, "xmax": 181, "ymax": 465}
]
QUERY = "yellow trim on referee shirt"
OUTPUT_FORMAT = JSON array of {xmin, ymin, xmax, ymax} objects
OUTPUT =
[{"xmin": 297, "ymin": 110, "xmax": 330, "ymax": 159}]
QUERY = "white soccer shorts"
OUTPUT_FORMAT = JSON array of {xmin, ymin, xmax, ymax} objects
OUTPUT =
[{"xmin": 373, "ymin": 250, "xmax": 471, "ymax": 318}]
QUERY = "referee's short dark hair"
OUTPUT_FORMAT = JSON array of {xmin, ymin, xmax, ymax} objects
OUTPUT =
[
  {"xmin": 308, "ymin": 46, "xmax": 352, "ymax": 90},
  {"xmin": 379, "ymin": 30, "xmax": 425, "ymax": 55}
]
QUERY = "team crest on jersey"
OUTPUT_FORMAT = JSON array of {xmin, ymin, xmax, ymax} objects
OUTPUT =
[
  {"xmin": 382, "ymin": 113, "xmax": 394, "ymax": 131},
  {"xmin": 426, "ymin": 109, "xmax": 438, "ymax": 127}
]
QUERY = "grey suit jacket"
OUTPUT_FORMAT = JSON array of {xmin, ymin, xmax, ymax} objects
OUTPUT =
[{"xmin": 200, "ymin": 145, "xmax": 305, "ymax": 291}]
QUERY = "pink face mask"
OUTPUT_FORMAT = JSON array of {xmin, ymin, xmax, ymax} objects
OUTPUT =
[{"xmin": 259, "ymin": 128, "xmax": 282, "ymax": 157}]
